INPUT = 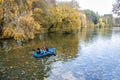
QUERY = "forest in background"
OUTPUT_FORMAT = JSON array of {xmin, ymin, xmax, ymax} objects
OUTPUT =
[{"xmin": 0, "ymin": 0, "xmax": 119, "ymax": 41}]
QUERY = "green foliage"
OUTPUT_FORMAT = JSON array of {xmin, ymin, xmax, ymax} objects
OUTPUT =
[
  {"xmin": 96, "ymin": 15, "xmax": 114, "ymax": 28},
  {"xmin": 96, "ymin": 18, "xmax": 105, "ymax": 28},
  {"xmin": 82, "ymin": 9, "xmax": 99, "ymax": 24}
]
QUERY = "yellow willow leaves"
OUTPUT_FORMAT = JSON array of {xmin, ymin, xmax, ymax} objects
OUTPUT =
[
  {"xmin": 47, "ymin": 4, "xmax": 83, "ymax": 31},
  {"xmin": 19, "ymin": 16, "xmax": 35, "ymax": 30},
  {"xmin": 34, "ymin": 23, "xmax": 41, "ymax": 30},
  {"xmin": 33, "ymin": 7, "xmax": 48, "ymax": 28},
  {"xmin": 27, "ymin": 0, "xmax": 33, "ymax": 6},
  {"xmin": 3, "ymin": 0, "xmax": 18, "ymax": 23},
  {"xmin": 96, "ymin": 18, "xmax": 110, "ymax": 28},
  {"xmin": 13, "ymin": 28, "xmax": 35, "ymax": 41},
  {"xmin": 13, "ymin": 27, "xmax": 24, "ymax": 39},
  {"xmin": 33, "ymin": 8, "xmax": 43, "ymax": 24},
  {"xmin": 79, "ymin": 13, "xmax": 87, "ymax": 27},
  {"xmin": 29, "ymin": 32, "xmax": 34, "ymax": 39},
  {"xmin": 0, "ymin": 5, "xmax": 2, "ymax": 19},
  {"xmin": 2, "ymin": 26, "xmax": 14, "ymax": 38},
  {"xmin": 14, "ymin": 32, "xmax": 25, "ymax": 41},
  {"xmin": 5, "ymin": 16, "xmax": 40, "ymax": 41},
  {"xmin": 34, "ymin": 8, "xmax": 42, "ymax": 13},
  {"xmin": 0, "ymin": 0, "xmax": 2, "ymax": 4},
  {"xmin": 0, "ymin": 0, "xmax": 41, "ymax": 41}
]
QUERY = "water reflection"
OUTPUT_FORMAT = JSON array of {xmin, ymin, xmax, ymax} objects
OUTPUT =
[
  {"xmin": 0, "ymin": 27, "xmax": 120, "ymax": 80},
  {"xmin": 47, "ymin": 27, "xmax": 120, "ymax": 80}
]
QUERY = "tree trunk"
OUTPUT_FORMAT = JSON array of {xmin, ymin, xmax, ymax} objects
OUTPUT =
[
  {"xmin": 48, "ymin": 24, "xmax": 53, "ymax": 32},
  {"xmin": 0, "ymin": 9, "xmax": 4, "ymax": 36}
]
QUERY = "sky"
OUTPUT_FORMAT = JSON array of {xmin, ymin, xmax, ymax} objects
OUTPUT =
[
  {"xmin": 57, "ymin": 0, "xmax": 116, "ymax": 16},
  {"xmin": 78, "ymin": 0, "xmax": 116, "ymax": 15}
]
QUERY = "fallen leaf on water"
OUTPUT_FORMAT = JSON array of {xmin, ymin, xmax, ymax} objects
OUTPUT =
[
  {"xmin": 10, "ymin": 66, "xmax": 13, "ymax": 69},
  {"xmin": 33, "ymin": 73, "xmax": 36, "ymax": 76},
  {"xmin": 25, "ymin": 61, "xmax": 29, "ymax": 64}
]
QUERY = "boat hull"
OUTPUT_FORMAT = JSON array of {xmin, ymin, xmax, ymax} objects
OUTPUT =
[{"xmin": 33, "ymin": 48, "xmax": 55, "ymax": 58}]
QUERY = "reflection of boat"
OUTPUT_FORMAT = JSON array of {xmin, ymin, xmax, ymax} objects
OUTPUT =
[{"xmin": 33, "ymin": 48, "xmax": 55, "ymax": 58}]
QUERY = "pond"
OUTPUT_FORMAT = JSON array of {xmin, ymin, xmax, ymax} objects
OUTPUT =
[{"xmin": 0, "ymin": 27, "xmax": 120, "ymax": 80}]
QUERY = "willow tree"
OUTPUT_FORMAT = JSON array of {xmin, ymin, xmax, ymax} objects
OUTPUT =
[
  {"xmin": 47, "ymin": 4, "xmax": 83, "ymax": 32},
  {"xmin": 32, "ymin": 0, "xmax": 48, "ymax": 28},
  {"xmin": 2, "ymin": 0, "xmax": 40, "ymax": 41},
  {"xmin": 33, "ymin": 0, "xmax": 87, "ymax": 32},
  {"xmin": 13, "ymin": 0, "xmax": 40, "ymax": 40},
  {"xmin": 0, "ymin": 1, "xmax": 3, "ymax": 35},
  {"xmin": 1, "ymin": 0, "xmax": 18, "ymax": 38},
  {"xmin": 79, "ymin": 12, "xmax": 87, "ymax": 28},
  {"xmin": 96, "ymin": 16, "xmax": 114, "ymax": 28},
  {"xmin": 96, "ymin": 18, "xmax": 105, "ymax": 28}
]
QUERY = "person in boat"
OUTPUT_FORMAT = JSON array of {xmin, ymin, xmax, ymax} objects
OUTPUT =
[
  {"xmin": 44, "ymin": 46, "xmax": 48, "ymax": 52},
  {"xmin": 36, "ymin": 48, "xmax": 41, "ymax": 54}
]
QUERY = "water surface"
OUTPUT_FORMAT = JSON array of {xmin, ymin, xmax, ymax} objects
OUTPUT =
[{"xmin": 0, "ymin": 27, "xmax": 120, "ymax": 80}]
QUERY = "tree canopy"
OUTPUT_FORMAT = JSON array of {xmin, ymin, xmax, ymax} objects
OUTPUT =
[
  {"xmin": 112, "ymin": 0, "xmax": 120, "ymax": 16},
  {"xmin": 0, "ymin": 0, "xmax": 115, "ymax": 41}
]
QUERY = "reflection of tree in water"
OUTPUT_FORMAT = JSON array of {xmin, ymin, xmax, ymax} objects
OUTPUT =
[
  {"xmin": 42, "ymin": 33, "xmax": 80, "ymax": 61},
  {"xmin": 79, "ymin": 27, "xmax": 112, "ymax": 43},
  {"xmin": 0, "ymin": 27, "xmax": 113, "ymax": 55},
  {"xmin": 96, "ymin": 28, "xmax": 112, "ymax": 38},
  {"xmin": 0, "ymin": 47, "xmax": 55, "ymax": 80},
  {"xmin": 0, "ymin": 27, "xmax": 114, "ymax": 79}
]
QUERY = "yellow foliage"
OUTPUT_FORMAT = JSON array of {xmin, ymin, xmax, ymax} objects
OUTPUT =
[
  {"xmin": 34, "ymin": 23, "xmax": 41, "ymax": 30},
  {"xmin": 14, "ymin": 32, "xmax": 25, "ymax": 41},
  {"xmin": 96, "ymin": 17, "xmax": 110, "ymax": 28},
  {"xmin": 13, "ymin": 28, "xmax": 25, "ymax": 41},
  {"xmin": 47, "ymin": 4, "xmax": 84, "ymax": 32},
  {"xmin": 29, "ymin": 32, "xmax": 34, "ymax": 39},
  {"xmin": 1, "ymin": 0, "xmax": 88, "ymax": 40},
  {"xmin": 12, "ymin": 26, "xmax": 35, "ymax": 41},
  {"xmin": 0, "ymin": 0, "xmax": 2, "ymax": 4},
  {"xmin": 19, "ymin": 16, "xmax": 35, "ymax": 30},
  {"xmin": 34, "ymin": 8, "xmax": 42, "ymax": 13},
  {"xmin": 0, "ymin": 5, "xmax": 2, "ymax": 19},
  {"xmin": 2, "ymin": 27, "xmax": 14, "ymax": 38},
  {"xmin": 1, "ymin": 0, "xmax": 41, "ymax": 41}
]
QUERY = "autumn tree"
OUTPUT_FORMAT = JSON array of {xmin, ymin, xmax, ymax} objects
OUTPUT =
[
  {"xmin": 96, "ymin": 18, "xmax": 105, "ymax": 28},
  {"xmin": 2, "ymin": 0, "xmax": 40, "ymax": 41},
  {"xmin": 32, "ymin": 0, "xmax": 47, "ymax": 11},
  {"xmin": 96, "ymin": 14, "xmax": 114, "ymax": 28},
  {"xmin": 103, "ymin": 14, "xmax": 114, "ymax": 27},
  {"xmin": 0, "ymin": 0, "xmax": 88, "ymax": 40},
  {"xmin": 32, "ymin": 0, "xmax": 48, "ymax": 27},
  {"xmin": 0, "ymin": 0, "xmax": 3, "ymax": 35},
  {"xmin": 47, "ymin": 4, "xmax": 82, "ymax": 32},
  {"xmin": 82, "ymin": 9, "xmax": 99, "ymax": 25}
]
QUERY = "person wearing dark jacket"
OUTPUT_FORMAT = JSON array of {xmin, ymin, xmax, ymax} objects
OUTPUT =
[{"xmin": 36, "ymin": 48, "xmax": 41, "ymax": 54}]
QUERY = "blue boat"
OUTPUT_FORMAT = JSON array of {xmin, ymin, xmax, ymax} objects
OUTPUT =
[{"xmin": 33, "ymin": 48, "xmax": 56, "ymax": 58}]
